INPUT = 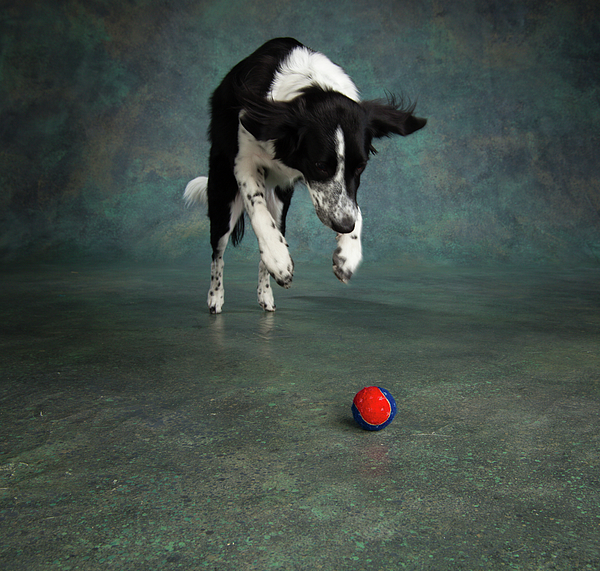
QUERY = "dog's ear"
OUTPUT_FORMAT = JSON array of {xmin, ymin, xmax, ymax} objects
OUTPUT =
[
  {"xmin": 240, "ymin": 95, "xmax": 305, "ymax": 160},
  {"xmin": 239, "ymin": 94, "xmax": 297, "ymax": 139},
  {"xmin": 363, "ymin": 96, "xmax": 427, "ymax": 139},
  {"xmin": 240, "ymin": 98, "xmax": 287, "ymax": 141}
]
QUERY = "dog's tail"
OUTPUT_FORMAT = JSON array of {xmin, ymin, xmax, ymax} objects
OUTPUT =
[{"xmin": 183, "ymin": 176, "xmax": 208, "ymax": 207}]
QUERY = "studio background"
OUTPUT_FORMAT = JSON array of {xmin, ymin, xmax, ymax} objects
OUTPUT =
[
  {"xmin": 2, "ymin": 3, "xmax": 600, "ymax": 569},
  {"xmin": 1, "ymin": 0, "xmax": 599, "ymax": 267}
]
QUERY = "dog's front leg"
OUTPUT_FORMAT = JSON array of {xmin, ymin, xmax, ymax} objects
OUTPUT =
[
  {"xmin": 236, "ymin": 166, "xmax": 294, "ymax": 288},
  {"xmin": 333, "ymin": 207, "xmax": 363, "ymax": 283}
]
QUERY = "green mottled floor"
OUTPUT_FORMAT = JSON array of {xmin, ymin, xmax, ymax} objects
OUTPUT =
[{"xmin": 1, "ymin": 261, "xmax": 599, "ymax": 570}]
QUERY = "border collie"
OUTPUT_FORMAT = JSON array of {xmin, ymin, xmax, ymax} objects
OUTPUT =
[{"xmin": 184, "ymin": 37, "xmax": 426, "ymax": 313}]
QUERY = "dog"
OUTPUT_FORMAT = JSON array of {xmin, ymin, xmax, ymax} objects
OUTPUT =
[{"xmin": 184, "ymin": 37, "xmax": 426, "ymax": 313}]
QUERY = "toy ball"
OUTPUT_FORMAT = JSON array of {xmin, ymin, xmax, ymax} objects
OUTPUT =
[{"xmin": 352, "ymin": 386, "xmax": 397, "ymax": 431}]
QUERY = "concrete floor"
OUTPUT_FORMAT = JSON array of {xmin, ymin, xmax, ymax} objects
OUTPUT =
[{"xmin": 1, "ymin": 260, "xmax": 599, "ymax": 570}]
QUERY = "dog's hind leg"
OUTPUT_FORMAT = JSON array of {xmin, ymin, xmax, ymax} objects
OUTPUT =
[
  {"xmin": 207, "ymin": 235, "xmax": 228, "ymax": 314},
  {"xmin": 207, "ymin": 187, "xmax": 244, "ymax": 314}
]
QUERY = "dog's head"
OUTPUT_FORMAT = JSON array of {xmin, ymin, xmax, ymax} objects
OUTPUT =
[{"xmin": 241, "ymin": 87, "xmax": 426, "ymax": 234}]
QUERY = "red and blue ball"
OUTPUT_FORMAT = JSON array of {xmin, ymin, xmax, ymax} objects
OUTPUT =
[{"xmin": 352, "ymin": 386, "xmax": 397, "ymax": 431}]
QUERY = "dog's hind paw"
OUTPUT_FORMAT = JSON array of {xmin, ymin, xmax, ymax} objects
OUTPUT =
[
  {"xmin": 259, "ymin": 299, "xmax": 276, "ymax": 311},
  {"xmin": 258, "ymin": 284, "xmax": 276, "ymax": 311},
  {"xmin": 207, "ymin": 288, "xmax": 224, "ymax": 314}
]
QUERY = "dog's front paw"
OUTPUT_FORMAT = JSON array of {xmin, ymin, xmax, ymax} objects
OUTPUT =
[
  {"xmin": 332, "ymin": 234, "xmax": 362, "ymax": 284},
  {"xmin": 333, "ymin": 248, "xmax": 360, "ymax": 283},
  {"xmin": 259, "ymin": 237, "xmax": 294, "ymax": 289},
  {"xmin": 333, "ymin": 248, "xmax": 352, "ymax": 283}
]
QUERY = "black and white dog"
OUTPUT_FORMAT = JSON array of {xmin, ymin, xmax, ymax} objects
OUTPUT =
[{"xmin": 184, "ymin": 37, "xmax": 426, "ymax": 313}]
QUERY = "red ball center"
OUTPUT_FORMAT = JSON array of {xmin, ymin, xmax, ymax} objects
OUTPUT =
[{"xmin": 353, "ymin": 387, "xmax": 391, "ymax": 425}]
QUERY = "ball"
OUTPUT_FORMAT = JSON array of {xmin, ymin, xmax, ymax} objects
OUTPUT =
[{"xmin": 352, "ymin": 386, "xmax": 397, "ymax": 431}]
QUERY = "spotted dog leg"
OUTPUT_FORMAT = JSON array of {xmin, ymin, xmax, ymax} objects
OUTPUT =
[
  {"xmin": 236, "ymin": 166, "xmax": 294, "ymax": 289},
  {"xmin": 257, "ymin": 261, "xmax": 275, "ymax": 311},
  {"xmin": 256, "ymin": 186, "xmax": 292, "ymax": 311},
  {"xmin": 207, "ymin": 249, "xmax": 226, "ymax": 314},
  {"xmin": 207, "ymin": 193, "xmax": 244, "ymax": 314},
  {"xmin": 333, "ymin": 207, "xmax": 363, "ymax": 283}
]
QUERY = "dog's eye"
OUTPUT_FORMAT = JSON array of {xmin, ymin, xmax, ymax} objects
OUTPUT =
[
  {"xmin": 355, "ymin": 164, "xmax": 366, "ymax": 176},
  {"xmin": 315, "ymin": 162, "xmax": 331, "ymax": 175}
]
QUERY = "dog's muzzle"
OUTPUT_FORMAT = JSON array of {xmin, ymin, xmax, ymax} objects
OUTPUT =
[
  {"xmin": 313, "ymin": 207, "xmax": 356, "ymax": 234},
  {"xmin": 307, "ymin": 181, "xmax": 358, "ymax": 234},
  {"xmin": 330, "ymin": 215, "xmax": 356, "ymax": 234}
]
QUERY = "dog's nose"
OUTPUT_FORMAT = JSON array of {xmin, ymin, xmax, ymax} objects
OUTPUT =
[{"xmin": 332, "ymin": 216, "xmax": 356, "ymax": 234}]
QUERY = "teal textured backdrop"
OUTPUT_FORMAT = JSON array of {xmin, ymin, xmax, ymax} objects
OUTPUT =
[{"xmin": 1, "ymin": 0, "xmax": 599, "ymax": 264}]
